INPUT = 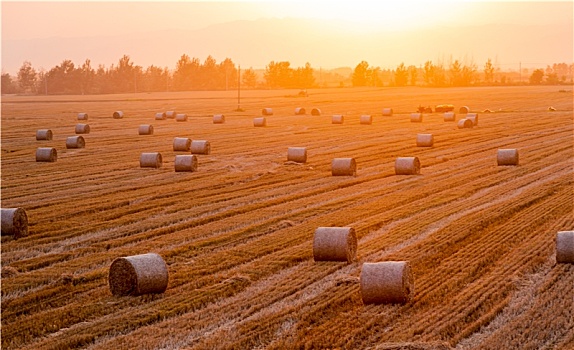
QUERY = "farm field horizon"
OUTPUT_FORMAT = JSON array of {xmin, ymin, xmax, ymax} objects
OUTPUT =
[{"xmin": 1, "ymin": 85, "xmax": 573, "ymax": 349}]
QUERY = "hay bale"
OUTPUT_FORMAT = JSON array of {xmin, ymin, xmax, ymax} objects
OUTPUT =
[
  {"xmin": 443, "ymin": 112, "xmax": 456, "ymax": 122},
  {"xmin": 360, "ymin": 115, "xmax": 373, "ymax": 125},
  {"xmin": 155, "ymin": 112, "xmax": 166, "ymax": 120},
  {"xmin": 556, "ymin": 231, "xmax": 574, "ymax": 263},
  {"xmin": 457, "ymin": 119, "xmax": 473, "ymax": 129},
  {"xmin": 497, "ymin": 149, "xmax": 519, "ymax": 166},
  {"xmin": 113, "ymin": 111, "xmax": 124, "ymax": 119},
  {"xmin": 294, "ymin": 107, "xmax": 306, "ymax": 115},
  {"xmin": 77, "ymin": 112, "xmax": 88, "ymax": 121},
  {"xmin": 466, "ymin": 113, "xmax": 478, "ymax": 126},
  {"xmin": 332, "ymin": 158, "xmax": 356, "ymax": 176},
  {"xmin": 36, "ymin": 129, "xmax": 53, "ymax": 140},
  {"xmin": 416, "ymin": 134, "xmax": 434, "ymax": 147},
  {"xmin": 36, "ymin": 147, "xmax": 57, "ymax": 162},
  {"xmin": 311, "ymin": 108, "xmax": 321, "ymax": 116},
  {"xmin": 138, "ymin": 124, "xmax": 154, "ymax": 135},
  {"xmin": 66, "ymin": 135, "xmax": 85, "ymax": 149},
  {"xmin": 287, "ymin": 147, "xmax": 307, "ymax": 163},
  {"xmin": 382, "ymin": 108, "xmax": 393, "ymax": 116},
  {"xmin": 108, "ymin": 252, "xmax": 168, "ymax": 296},
  {"xmin": 1, "ymin": 208, "xmax": 28, "ymax": 239},
  {"xmin": 213, "ymin": 114, "xmax": 225, "ymax": 124},
  {"xmin": 313, "ymin": 227, "xmax": 357, "ymax": 263},
  {"xmin": 174, "ymin": 154, "xmax": 198, "ymax": 172},
  {"xmin": 395, "ymin": 157, "xmax": 420, "ymax": 175},
  {"xmin": 360, "ymin": 261, "xmax": 414, "ymax": 304},
  {"xmin": 262, "ymin": 108, "xmax": 273, "ymax": 116},
  {"xmin": 173, "ymin": 137, "xmax": 191, "ymax": 151},
  {"xmin": 175, "ymin": 113, "xmax": 188, "ymax": 122},
  {"xmin": 332, "ymin": 115, "xmax": 344, "ymax": 124},
  {"xmin": 165, "ymin": 111, "xmax": 177, "ymax": 119},
  {"xmin": 253, "ymin": 117, "xmax": 267, "ymax": 127},
  {"xmin": 140, "ymin": 152, "xmax": 162, "ymax": 168},
  {"xmin": 459, "ymin": 106, "xmax": 470, "ymax": 114},
  {"xmin": 410, "ymin": 113, "xmax": 423, "ymax": 123},
  {"xmin": 191, "ymin": 140, "xmax": 211, "ymax": 155},
  {"xmin": 75, "ymin": 124, "xmax": 90, "ymax": 134}
]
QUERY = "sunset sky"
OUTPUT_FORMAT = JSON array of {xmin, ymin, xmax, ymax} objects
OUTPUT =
[{"xmin": 2, "ymin": 1, "xmax": 572, "ymax": 75}]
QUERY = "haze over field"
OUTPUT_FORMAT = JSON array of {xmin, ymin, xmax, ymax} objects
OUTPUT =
[{"xmin": 1, "ymin": 1, "xmax": 573, "ymax": 75}]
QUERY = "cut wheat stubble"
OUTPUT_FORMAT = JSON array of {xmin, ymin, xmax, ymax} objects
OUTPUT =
[
  {"xmin": 556, "ymin": 231, "xmax": 574, "ymax": 263},
  {"xmin": 1, "ymin": 207, "xmax": 28, "ymax": 239},
  {"xmin": 313, "ymin": 227, "xmax": 357, "ymax": 263},
  {"xmin": 108, "ymin": 253, "xmax": 169, "ymax": 296},
  {"xmin": 360, "ymin": 261, "xmax": 414, "ymax": 304}
]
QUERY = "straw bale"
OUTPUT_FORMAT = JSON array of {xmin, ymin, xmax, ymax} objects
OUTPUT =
[
  {"xmin": 108, "ymin": 253, "xmax": 168, "ymax": 296},
  {"xmin": 416, "ymin": 134, "xmax": 434, "ymax": 147},
  {"xmin": 395, "ymin": 157, "xmax": 420, "ymax": 175},
  {"xmin": 140, "ymin": 152, "xmax": 162, "ymax": 168},
  {"xmin": 155, "ymin": 112, "xmax": 166, "ymax": 120},
  {"xmin": 457, "ymin": 119, "xmax": 473, "ymax": 129},
  {"xmin": 191, "ymin": 140, "xmax": 211, "ymax": 155},
  {"xmin": 175, "ymin": 113, "xmax": 188, "ymax": 122},
  {"xmin": 311, "ymin": 108, "xmax": 322, "ymax": 116},
  {"xmin": 36, "ymin": 129, "xmax": 53, "ymax": 140},
  {"xmin": 466, "ymin": 113, "xmax": 478, "ymax": 126},
  {"xmin": 166, "ymin": 111, "xmax": 177, "ymax": 119},
  {"xmin": 173, "ymin": 137, "xmax": 191, "ymax": 151},
  {"xmin": 253, "ymin": 117, "xmax": 267, "ymax": 127},
  {"xmin": 459, "ymin": 106, "xmax": 470, "ymax": 114},
  {"xmin": 75, "ymin": 124, "xmax": 90, "ymax": 134},
  {"xmin": 138, "ymin": 125, "xmax": 154, "ymax": 135},
  {"xmin": 213, "ymin": 114, "xmax": 225, "ymax": 124},
  {"xmin": 294, "ymin": 107, "xmax": 306, "ymax": 115},
  {"xmin": 556, "ymin": 231, "xmax": 574, "ymax": 263},
  {"xmin": 497, "ymin": 149, "xmax": 519, "ymax": 166},
  {"xmin": 66, "ymin": 135, "xmax": 85, "ymax": 149},
  {"xmin": 1, "ymin": 208, "xmax": 28, "ymax": 239},
  {"xmin": 382, "ymin": 108, "xmax": 393, "ymax": 116},
  {"xmin": 332, "ymin": 115, "xmax": 344, "ymax": 124},
  {"xmin": 410, "ymin": 113, "xmax": 423, "ymax": 123},
  {"xmin": 313, "ymin": 227, "xmax": 357, "ymax": 263},
  {"xmin": 113, "ymin": 111, "xmax": 124, "ymax": 119},
  {"xmin": 360, "ymin": 115, "xmax": 373, "ymax": 125},
  {"xmin": 332, "ymin": 158, "xmax": 357, "ymax": 176},
  {"xmin": 36, "ymin": 147, "xmax": 57, "ymax": 162},
  {"xmin": 443, "ymin": 112, "xmax": 456, "ymax": 122},
  {"xmin": 287, "ymin": 147, "xmax": 307, "ymax": 163},
  {"xmin": 262, "ymin": 108, "xmax": 273, "ymax": 116},
  {"xmin": 360, "ymin": 261, "xmax": 414, "ymax": 304},
  {"xmin": 77, "ymin": 113, "xmax": 88, "ymax": 121},
  {"xmin": 174, "ymin": 155, "xmax": 198, "ymax": 172}
]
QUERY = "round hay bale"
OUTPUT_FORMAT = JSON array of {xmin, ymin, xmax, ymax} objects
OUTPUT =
[
  {"xmin": 213, "ymin": 114, "xmax": 225, "ymax": 124},
  {"xmin": 138, "ymin": 124, "xmax": 154, "ymax": 135},
  {"xmin": 175, "ymin": 113, "xmax": 188, "ymax": 122},
  {"xmin": 457, "ymin": 119, "xmax": 473, "ymax": 129},
  {"xmin": 77, "ymin": 112, "xmax": 88, "ymax": 121},
  {"xmin": 191, "ymin": 140, "xmax": 211, "ymax": 155},
  {"xmin": 395, "ymin": 157, "xmax": 420, "ymax": 175},
  {"xmin": 108, "ymin": 253, "xmax": 168, "ymax": 296},
  {"xmin": 313, "ymin": 227, "xmax": 357, "ymax": 263},
  {"xmin": 173, "ymin": 137, "xmax": 191, "ymax": 151},
  {"xmin": 165, "ymin": 111, "xmax": 177, "ymax": 119},
  {"xmin": 360, "ymin": 115, "xmax": 373, "ymax": 125},
  {"xmin": 332, "ymin": 158, "xmax": 356, "ymax": 176},
  {"xmin": 75, "ymin": 124, "xmax": 90, "ymax": 134},
  {"xmin": 140, "ymin": 152, "xmax": 162, "ymax": 168},
  {"xmin": 410, "ymin": 113, "xmax": 423, "ymax": 123},
  {"xmin": 174, "ymin": 154, "xmax": 198, "ymax": 172},
  {"xmin": 36, "ymin": 129, "xmax": 53, "ymax": 141},
  {"xmin": 262, "ymin": 108, "xmax": 273, "ymax": 116},
  {"xmin": 1, "ymin": 208, "xmax": 28, "ymax": 239},
  {"xmin": 287, "ymin": 147, "xmax": 307, "ymax": 163},
  {"xmin": 556, "ymin": 231, "xmax": 574, "ymax": 263},
  {"xmin": 360, "ymin": 261, "xmax": 414, "ymax": 304},
  {"xmin": 459, "ymin": 106, "xmax": 470, "ymax": 114},
  {"xmin": 294, "ymin": 107, "xmax": 306, "ymax": 115},
  {"xmin": 311, "ymin": 108, "xmax": 321, "ymax": 116},
  {"xmin": 36, "ymin": 147, "xmax": 57, "ymax": 162},
  {"xmin": 113, "ymin": 111, "xmax": 124, "ymax": 119},
  {"xmin": 443, "ymin": 112, "xmax": 456, "ymax": 122},
  {"xmin": 382, "ymin": 108, "xmax": 393, "ymax": 116},
  {"xmin": 416, "ymin": 134, "xmax": 434, "ymax": 147},
  {"xmin": 332, "ymin": 115, "xmax": 344, "ymax": 124},
  {"xmin": 155, "ymin": 112, "xmax": 166, "ymax": 120},
  {"xmin": 66, "ymin": 135, "xmax": 85, "ymax": 149},
  {"xmin": 253, "ymin": 117, "xmax": 267, "ymax": 127},
  {"xmin": 497, "ymin": 149, "xmax": 519, "ymax": 166},
  {"xmin": 466, "ymin": 113, "xmax": 478, "ymax": 126}
]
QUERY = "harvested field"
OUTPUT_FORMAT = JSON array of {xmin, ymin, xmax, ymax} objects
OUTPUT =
[{"xmin": 1, "ymin": 86, "xmax": 573, "ymax": 350}]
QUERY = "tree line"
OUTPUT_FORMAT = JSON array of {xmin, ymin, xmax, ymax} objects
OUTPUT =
[{"xmin": 2, "ymin": 54, "xmax": 572, "ymax": 95}]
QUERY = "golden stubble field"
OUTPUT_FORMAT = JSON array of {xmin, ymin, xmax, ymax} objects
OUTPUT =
[{"xmin": 1, "ymin": 86, "xmax": 573, "ymax": 350}]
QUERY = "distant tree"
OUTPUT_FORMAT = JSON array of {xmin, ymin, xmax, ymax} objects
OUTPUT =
[
  {"xmin": 242, "ymin": 67, "xmax": 257, "ymax": 88},
  {"xmin": 79, "ymin": 59, "xmax": 95, "ymax": 94},
  {"xmin": 529, "ymin": 69, "xmax": 544, "ymax": 85},
  {"xmin": 546, "ymin": 73, "xmax": 559, "ymax": 85},
  {"xmin": 352, "ymin": 61, "xmax": 370, "ymax": 87},
  {"xmin": 408, "ymin": 65, "xmax": 418, "ymax": 86},
  {"xmin": 17, "ymin": 61, "xmax": 37, "ymax": 93},
  {"xmin": 264, "ymin": 61, "xmax": 292, "ymax": 88},
  {"xmin": 450, "ymin": 60, "xmax": 462, "ymax": 86},
  {"xmin": 423, "ymin": 61, "xmax": 434, "ymax": 86},
  {"xmin": 293, "ymin": 62, "xmax": 315, "ymax": 88},
  {"xmin": 484, "ymin": 58, "xmax": 495, "ymax": 84},
  {"xmin": 1, "ymin": 73, "xmax": 18, "ymax": 94},
  {"xmin": 369, "ymin": 66, "xmax": 382, "ymax": 87},
  {"xmin": 218, "ymin": 58, "xmax": 237, "ymax": 90},
  {"xmin": 394, "ymin": 63, "xmax": 408, "ymax": 86},
  {"xmin": 461, "ymin": 63, "xmax": 477, "ymax": 86}
]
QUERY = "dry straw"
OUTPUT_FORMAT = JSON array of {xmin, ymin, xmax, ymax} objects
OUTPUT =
[
  {"xmin": 173, "ymin": 137, "xmax": 192, "ymax": 151},
  {"xmin": 382, "ymin": 108, "xmax": 393, "ymax": 116},
  {"xmin": 262, "ymin": 108, "xmax": 273, "ymax": 116},
  {"xmin": 36, "ymin": 147, "xmax": 57, "ymax": 162},
  {"xmin": 294, "ymin": 107, "xmax": 306, "ymax": 115},
  {"xmin": 444, "ymin": 112, "xmax": 456, "ymax": 122},
  {"xmin": 313, "ymin": 227, "xmax": 357, "ymax": 263},
  {"xmin": 166, "ymin": 111, "xmax": 177, "ymax": 119},
  {"xmin": 213, "ymin": 114, "xmax": 225, "ymax": 124},
  {"xmin": 416, "ymin": 134, "xmax": 434, "ymax": 147},
  {"xmin": 459, "ymin": 106, "xmax": 470, "ymax": 114},
  {"xmin": 497, "ymin": 149, "xmax": 519, "ymax": 166},
  {"xmin": 36, "ymin": 129, "xmax": 53, "ymax": 140},
  {"xmin": 360, "ymin": 115, "xmax": 373, "ymax": 125},
  {"xmin": 556, "ymin": 231, "xmax": 574, "ymax": 263},
  {"xmin": 395, "ymin": 157, "xmax": 420, "ymax": 175},
  {"xmin": 360, "ymin": 261, "xmax": 414, "ymax": 304},
  {"xmin": 155, "ymin": 112, "xmax": 166, "ymax": 120},
  {"xmin": 1, "ymin": 208, "xmax": 28, "ymax": 239},
  {"xmin": 287, "ymin": 147, "xmax": 307, "ymax": 163},
  {"xmin": 466, "ymin": 113, "xmax": 478, "ymax": 126},
  {"xmin": 140, "ymin": 152, "xmax": 162, "ymax": 168},
  {"xmin": 175, "ymin": 113, "xmax": 188, "ymax": 122},
  {"xmin": 457, "ymin": 119, "xmax": 473, "ymax": 129},
  {"xmin": 108, "ymin": 252, "xmax": 169, "ymax": 296},
  {"xmin": 138, "ymin": 125, "xmax": 154, "ymax": 135},
  {"xmin": 77, "ymin": 112, "xmax": 88, "ymax": 121},
  {"xmin": 75, "ymin": 124, "xmax": 90, "ymax": 134},
  {"xmin": 311, "ymin": 108, "xmax": 322, "ymax": 116},
  {"xmin": 113, "ymin": 111, "xmax": 124, "ymax": 119},
  {"xmin": 332, "ymin": 158, "xmax": 357, "ymax": 176},
  {"xmin": 174, "ymin": 155, "xmax": 198, "ymax": 172},
  {"xmin": 410, "ymin": 113, "xmax": 423, "ymax": 123},
  {"xmin": 66, "ymin": 135, "xmax": 85, "ymax": 149},
  {"xmin": 253, "ymin": 117, "xmax": 267, "ymax": 127},
  {"xmin": 191, "ymin": 140, "xmax": 211, "ymax": 155},
  {"xmin": 332, "ymin": 115, "xmax": 344, "ymax": 124}
]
